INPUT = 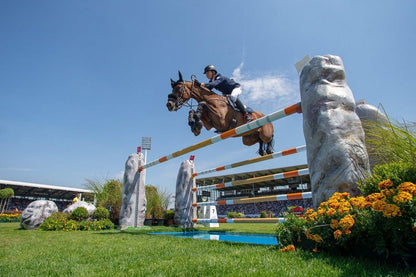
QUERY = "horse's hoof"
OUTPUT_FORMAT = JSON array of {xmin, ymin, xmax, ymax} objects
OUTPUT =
[{"xmin": 193, "ymin": 130, "xmax": 201, "ymax": 136}]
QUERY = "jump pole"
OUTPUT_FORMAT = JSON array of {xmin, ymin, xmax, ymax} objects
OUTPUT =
[
  {"xmin": 138, "ymin": 102, "xmax": 302, "ymax": 172},
  {"xmin": 194, "ymin": 218, "xmax": 286, "ymax": 224},
  {"xmin": 193, "ymin": 168, "xmax": 309, "ymax": 191},
  {"xmin": 193, "ymin": 191, "xmax": 312, "ymax": 207},
  {"xmin": 192, "ymin": 145, "xmax": 306, "ymax": 178}
]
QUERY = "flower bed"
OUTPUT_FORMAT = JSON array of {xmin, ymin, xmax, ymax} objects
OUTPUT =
[
  {"xmin": 0, "ymin": 212, "xmax": 21, "ymax": 223},
  {"xmin": 277, "ymin": 179, "xmax": 416, "ymax": 266}
]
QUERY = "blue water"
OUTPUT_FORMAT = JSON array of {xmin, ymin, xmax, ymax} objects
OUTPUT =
[{"xmin": 150, "ymin": 231, "xmax": 278, "ymax": 245}]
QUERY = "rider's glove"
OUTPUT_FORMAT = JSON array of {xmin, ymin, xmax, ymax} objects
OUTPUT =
[{"xmin": 194, "ymin": 79, "xmax": 201, "ymax": 87}]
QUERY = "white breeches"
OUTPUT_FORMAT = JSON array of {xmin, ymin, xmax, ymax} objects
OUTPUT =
[{"xmin": 230, "ymin": 87, "xmax": 242, "ymax": 102}]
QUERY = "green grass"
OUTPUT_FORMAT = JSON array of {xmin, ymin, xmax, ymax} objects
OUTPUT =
[{"xmin": 0, "ymin": 223, "xmax": 414, "ymax": 276}]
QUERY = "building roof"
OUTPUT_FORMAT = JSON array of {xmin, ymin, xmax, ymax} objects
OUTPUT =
[
  {"xmin": 0, "ymin": 179, "xmax": 94, "ymax": 201},
  {"xmin": 195, "ymin": 164, "xmax": 310, "ymax": 192}
]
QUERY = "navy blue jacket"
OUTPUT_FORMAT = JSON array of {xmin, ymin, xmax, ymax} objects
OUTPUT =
[{"xmin": 204, "ymin": 73, "xmax": 240, "ymax": 95}]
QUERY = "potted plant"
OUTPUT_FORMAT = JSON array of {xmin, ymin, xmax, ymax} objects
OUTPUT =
[
  {"xmin": 165, "ymin": 210, "xmax": 175, "ymax": 226},
  {"xmin": 154, "ymin": 205, "xmax": 165, "ymax": 226}
]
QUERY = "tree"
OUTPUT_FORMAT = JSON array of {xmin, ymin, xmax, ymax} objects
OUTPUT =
[
  {"xmin": 85, "ymin": 179, "xmax": 122, "ymax": 224},
  {"xmin": 0, "ymin": 188, "xmax": 14, "ymax": 213},
  {"xmin": 145, "ymin": 185, "xmax": 172, "ymax": 219}
]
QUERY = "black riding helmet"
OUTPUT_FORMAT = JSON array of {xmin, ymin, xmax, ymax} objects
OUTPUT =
[{"xmin": 203, "ymin": 65, "xmax": 217, "ymax": 74}]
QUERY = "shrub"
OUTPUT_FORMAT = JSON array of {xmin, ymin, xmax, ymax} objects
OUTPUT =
[
  {"xmin": 227, "ymin": 212, "xmax": 244, "ymax": 218},
  {"xmin": 260, "ymin": 211, "xmax": 267, "ymax": 218},
  {"xmin": 70, "ymin": 207, "xmax": 90, "ymax": 221},
  {"xmin": 276, "ymin": 180, "xmax": 416, "ymax": 266},
  {"xmin": 40, "ymin": 212, "xmax": 70, "ymax": 231},
  {"xmin": 40, "ymin": 212, "xmax": 114, "ymax": 231},
  {"xmin": 92, "ymin": 207, "xmax": 110, "ymax": 221},
  {"xmin": 165, "ymin": 210, "xmax": 174, "ymax": 220},
  {"xmin": 358, "ymin": 162, "xmax": 416, "ymax": 195}
]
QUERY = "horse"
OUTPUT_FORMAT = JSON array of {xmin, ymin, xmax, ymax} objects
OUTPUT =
[{"xmin": 166, "ymin": 71, "xmax": 274, "ymax": 156}]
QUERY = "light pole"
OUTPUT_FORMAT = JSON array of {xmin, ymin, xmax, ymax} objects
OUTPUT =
[
  {"xmin": 141, "ymin": 137, "xmax": 151, "ymax": 164},
  {"xmin": 134, "ymin": 137, "xmax": 151, "ymax": 228}
]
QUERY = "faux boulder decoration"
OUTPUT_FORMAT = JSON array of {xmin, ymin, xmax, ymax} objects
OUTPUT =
[
  {"xmin": 119, "ymin": 153, "xmax": 147, "ymax": 228},
  {"xmin": 64, "ymin": 201, "xmax": 96, "ymax": 215},
  {"xmin": 20, "ymin": 200, "xmax": 58, "ymax": 229},
  {"xmin": 356, "ymin": 102, "xmax": 389, "ymax": 169},
  {"xmin": 356, "ymin": 102, "xmax": 388, "ymax": 124},
  {"xmin": 300, "ymin": 55, "xmax": 370, "ymax": 207},
  {"xmin": 175, "ymin": 159, "xmax": 195, "ymax": 228}
]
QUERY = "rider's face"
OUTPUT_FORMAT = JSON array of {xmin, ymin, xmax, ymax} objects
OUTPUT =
[{"xmin": 205, "ymin": 71, "xmax": 215, "ymax": 80}]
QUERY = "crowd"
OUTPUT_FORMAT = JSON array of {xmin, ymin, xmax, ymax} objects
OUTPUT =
[
  {"xmin": 6, "ymin": 198, "xmax": 71, "ymax": 212},
  {"xmin": 216, "ymin": 199, "xmax": 313, "ymax": 217}
]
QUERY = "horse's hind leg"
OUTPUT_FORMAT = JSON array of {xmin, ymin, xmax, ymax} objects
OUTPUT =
[
  {"xmin": 266, "ymin": 135, "xmax": 274, "ymax": 154},
  {"xmin": 258, "ymin": 141, "xmax": 265, "ymax": 156}
]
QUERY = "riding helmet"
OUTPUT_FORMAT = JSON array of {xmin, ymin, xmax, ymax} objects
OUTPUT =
[{"xmin": 204, "ymin": 65, "xmax": 217, "ymax": 74}]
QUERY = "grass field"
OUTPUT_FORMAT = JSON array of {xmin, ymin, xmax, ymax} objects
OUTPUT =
[{"xmin": 0, "ymin": 223, "xmax": 414, "ymax": 276}]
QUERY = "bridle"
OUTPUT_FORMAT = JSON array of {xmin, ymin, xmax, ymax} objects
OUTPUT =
[
  {"xmin": 168, "ymin": 77, "xmax": 200, "ymax": 110},
  {"xmin": 168, "ymin": 81, "xmax": 189, "ymax": 110}
]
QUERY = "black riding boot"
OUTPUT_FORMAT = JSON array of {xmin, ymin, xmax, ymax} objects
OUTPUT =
[{"xmin": 235, "ymin": 98, "xmax": 252, "ymax": 122}]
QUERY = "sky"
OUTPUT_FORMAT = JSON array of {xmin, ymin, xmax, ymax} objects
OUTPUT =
[{"xmin": 1, "ymin": 1, "xmax": 415, "ymax": 197}]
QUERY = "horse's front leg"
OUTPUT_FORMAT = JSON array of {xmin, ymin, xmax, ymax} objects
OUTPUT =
[{"xmin": 188, "ymin": 105, "xmax": 204, "ymax": 136}]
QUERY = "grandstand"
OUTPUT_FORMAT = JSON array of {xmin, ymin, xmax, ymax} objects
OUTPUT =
[
  {"xmin": 0, "ymin": 179, "xmax": 94, "ymax": 212},
  {"xmin": 195, "ymin": 164, "xmax": 312, "ymax": 217}
]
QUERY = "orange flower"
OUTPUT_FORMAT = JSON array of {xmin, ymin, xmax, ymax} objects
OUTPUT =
[
  {"xmin": 341, "ymin": 192, "xmax": 350, "ymax": 198},
  {"xmin": 319, "ymin": 201, "xmax": 329, "ymax": 208},
  {"xmin": 326, "ymin": 208, "xmax": 336, "ymax": 217},
  {"xmin": 279, "ymin": 244, "xmax": 296, "ymax": 252},
  {"xmin": 366, "ymin": 193, "xmax": 386, "ymax": 203},
  {"xmin": 334, "ymin": 229, "xmax": 342, "ymax": 240},
  {"xmin": 337, "ymin": 201, "xmax": 352, "ymax": 215},
  {"xmin": 381, "ymin": 189, "xmax": 395, "ymax": 199},
  {"xmin": 379, "ymin": 179, "xmax": 393, "ymax": 190},
  {"xmin": 372, "ymin": 200, "xmax": 387, "ymax": 212},
  {"xmin": 382, "ymin": 204, "xmax": 401, "ymax": 218},
  {"xmin": 339, "ymin": 215, "xmax": 355, "ymax": 230},
  {"xmin": 393, "ymin": 191, "xmax": 413, "ymax": 204},
  {"xmin": 342, "ymin": 229, "xmax": 352, "ymax": 235},
  {"xmin": 397, "ymin": 182, "xmax": 416, "ymax": 194},
  {"xmin": 330, "ymin": 219, "xmax": 339, "ymax": 229},
  {"xmin": 317, "ymin": 207, "xmax": 326, "ymax": 216},
  {"xmin": 349, "ymin": 196, "xmax": 368, "ymax": 209},
  {"xmin": 312, "ymin": 247, "xmax": 319, "ymax": 253}
]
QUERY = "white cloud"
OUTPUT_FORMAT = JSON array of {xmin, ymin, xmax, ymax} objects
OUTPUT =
[{"xmin": 232, "ymin": 63, "xmax": 300, "ymax": 114}]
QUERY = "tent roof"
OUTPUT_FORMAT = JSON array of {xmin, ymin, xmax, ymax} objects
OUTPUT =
[{"xmin": 0, "ymin": 179, "xmax": 94, "ymax": 201}]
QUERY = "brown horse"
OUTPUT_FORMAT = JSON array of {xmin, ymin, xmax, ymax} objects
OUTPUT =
[{"xmin": 166, "ymin": 71, "xmax": 274, "ymax": 156}]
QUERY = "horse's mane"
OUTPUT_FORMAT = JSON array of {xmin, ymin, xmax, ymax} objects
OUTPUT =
[{"xmin": 185, "ymin": 80, "xmax": 221, "ymax": 97}]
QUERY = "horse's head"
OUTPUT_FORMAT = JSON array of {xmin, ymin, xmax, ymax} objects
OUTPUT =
[{"xmin": 167, "ymin": 71, "xmax": 191, "ymax": 111}]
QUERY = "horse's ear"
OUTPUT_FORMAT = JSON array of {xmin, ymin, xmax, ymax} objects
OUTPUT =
[
  {"xmin": 171, "ymin": 78, "xmax": 175, "ymax": 88},
  {"xmin": 178, "ymin": 71, "xmax": 183, "ymax": 82}
]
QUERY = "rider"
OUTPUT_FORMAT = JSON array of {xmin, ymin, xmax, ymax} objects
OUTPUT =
[{"xmin": 201, "ymin": 65, "xmax": 252, "ymax": 122}]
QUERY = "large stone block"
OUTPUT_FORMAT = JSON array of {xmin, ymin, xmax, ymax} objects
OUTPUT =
[
  {"xmin": 63, "ymin": 201, "xmax": 96, "ymax": 215},
  {"xmin": 174, "ymin": 160, "xmax": 195, "ymax": 228},
  {"xmin": 119, "ymin": 153, "xmax": 147, "ymax": 228},
  {"xmin": 20, "ymin": 200, "xmax": 58, "ymax": 229},
  {"xmin": 300, "ymin": 55, "xmax": 370, "ymax": 207}
]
